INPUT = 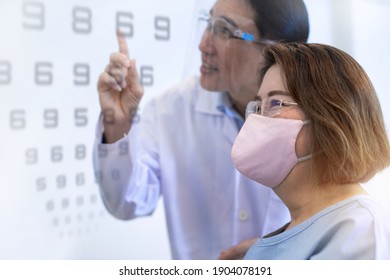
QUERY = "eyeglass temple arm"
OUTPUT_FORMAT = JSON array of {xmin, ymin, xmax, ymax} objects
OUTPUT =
[{"xmin": 233, "ymin": 30, "xmax": 275, "ymax": 45}]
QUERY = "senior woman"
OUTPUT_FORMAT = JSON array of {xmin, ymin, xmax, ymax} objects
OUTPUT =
[{"xmin": 231, "ymin": 43, "xmax": 390, "ymax": 259}]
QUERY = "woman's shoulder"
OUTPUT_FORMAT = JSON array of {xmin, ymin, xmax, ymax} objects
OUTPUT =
[{"xmin": 311, "ymin": 195, "xmax": 390, "ymax": 259}]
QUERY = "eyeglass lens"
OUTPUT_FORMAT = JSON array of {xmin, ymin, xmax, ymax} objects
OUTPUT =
[
  {"xmin": 245, "ymin": 98, "xmax": 297, "ymax": 118},
  {"xmin": 205, "ymin": 18, "xmax": 235, "ymax": 41}
]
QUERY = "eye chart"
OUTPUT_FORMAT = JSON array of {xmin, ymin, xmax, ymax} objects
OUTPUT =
[
  {"xmin": 1, "ymin": 0, "xmax": 389, "ymax": 260},
  {"xmin": 0, "ymin": 0, "xmax": 215, "ymax": 259}
]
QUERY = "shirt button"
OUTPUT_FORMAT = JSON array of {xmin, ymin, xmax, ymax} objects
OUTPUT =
[{"xmin": 238, "ymin": 210, "xmax": 249, "ymax": 221}]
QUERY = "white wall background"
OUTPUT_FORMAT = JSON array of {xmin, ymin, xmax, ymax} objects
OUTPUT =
[{"xmin": 0, "ymin": 0, "xmax": 389, "ymax": 259}]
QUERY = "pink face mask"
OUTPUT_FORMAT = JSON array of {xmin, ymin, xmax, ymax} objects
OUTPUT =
[{"xmin": 231, "ymin": 114, "xmax": 311, "ymax": 188}]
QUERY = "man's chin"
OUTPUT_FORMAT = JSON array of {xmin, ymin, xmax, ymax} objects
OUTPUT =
[{"xmin": 199, "ymin": 77, "xmax": 219, "ymax": 92}]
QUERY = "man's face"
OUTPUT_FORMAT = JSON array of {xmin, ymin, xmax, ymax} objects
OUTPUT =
[{"xmin": 198, "ymin": 0, "xmax": 262, "ymax": 105}]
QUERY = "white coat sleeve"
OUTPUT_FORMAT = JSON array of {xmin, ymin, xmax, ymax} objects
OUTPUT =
[{"xmin": 92, "ymin": 101, "xmax": 161, "ymax": 220}]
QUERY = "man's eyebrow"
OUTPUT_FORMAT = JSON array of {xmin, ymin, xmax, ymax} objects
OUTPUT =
[{"xmin": 220, "ymin": 16, "xmax": 238, "ymax": 28}]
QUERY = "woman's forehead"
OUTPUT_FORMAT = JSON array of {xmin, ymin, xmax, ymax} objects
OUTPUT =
[{"xmin": 258, "ymin": 65, "xmax": 286, "ymax": 98}]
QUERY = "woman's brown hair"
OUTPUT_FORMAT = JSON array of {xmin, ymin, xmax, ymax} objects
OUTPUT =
[{"xmin": 259, "ymin": 43, "xmax": 390, "ymax": 185}]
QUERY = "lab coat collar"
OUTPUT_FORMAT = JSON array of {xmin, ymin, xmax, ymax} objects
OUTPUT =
[
  {"xmin": 194, "ymin": 86, "xmax": 232, "ymax": 116},
  {"xmin": 194, "ymin": 83, "xmax": 244, "ymax": 144}
]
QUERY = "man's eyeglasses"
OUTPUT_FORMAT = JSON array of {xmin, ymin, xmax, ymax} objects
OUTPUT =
[
  {"xmin": 199, "ymin": 15, "xmax": 274, "ymax": 46},
  {"xmin": 245, "ymin": 98, "xmax": 299, "ymax": 119}
]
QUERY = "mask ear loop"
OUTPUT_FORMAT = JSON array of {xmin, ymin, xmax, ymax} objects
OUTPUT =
[
  {"xmin": 296, "ymin": 119, "xmax": 312, "ymax": 163},
  {"xmin": 297, "ymin": 154, "xmax": 312, "ymax": 163}
]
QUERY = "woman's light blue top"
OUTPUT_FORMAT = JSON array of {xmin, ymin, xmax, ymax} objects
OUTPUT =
[{"xmin": 244, "ymin": 195, "xmax": 390, "ymax": 259}]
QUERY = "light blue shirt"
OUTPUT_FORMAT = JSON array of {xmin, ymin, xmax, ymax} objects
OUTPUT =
[
  {"xmin": 244, "ymin": 195, "xmax": 390, "ymax": 260},
  {"xmin": 93, "ymin": 76, "xmax": 290, "ymax": 260}
]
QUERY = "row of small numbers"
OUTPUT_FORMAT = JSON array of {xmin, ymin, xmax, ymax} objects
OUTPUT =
[
  {"xmin": 21, "ymin": 2, "xmax": 171, "ymax": 39},
  {"xmin": 0, "ymin": 62, "xmax": 154, "ymax": 86}
]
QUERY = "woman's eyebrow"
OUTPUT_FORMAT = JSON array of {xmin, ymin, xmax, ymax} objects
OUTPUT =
[
  {"xmin": 268, "ymin": 90, "xmax": 289, "ymax": 97},
  {"xmin": 255, "ymin": 90, "xmax": 290, "ymax": 101}
]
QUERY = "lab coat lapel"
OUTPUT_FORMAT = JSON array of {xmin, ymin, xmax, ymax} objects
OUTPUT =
[
  {"xmin": 195, "ymin": 87, "xmax": 238, "ymax": 144},
  {"xmin": 221, "ymin": 109, "xmax": 240, "ymax": 145}
]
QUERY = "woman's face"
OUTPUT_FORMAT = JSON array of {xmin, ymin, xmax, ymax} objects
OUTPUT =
[
  {"xmin": 198, "ymin": 0, "xmax": 262, "ymax": 106},
  {"xmin": 257, "ymin": 64, "xmax": 311, "ymax": 160}
]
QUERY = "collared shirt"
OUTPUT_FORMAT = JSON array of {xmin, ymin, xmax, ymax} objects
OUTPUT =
[
  {"xmin": 244, "ymin": 195, "xmax": 390, "ymax": 260},
  {"xmin": 93, "ymin": 76, "xmax": 290, "ymax": 259}
]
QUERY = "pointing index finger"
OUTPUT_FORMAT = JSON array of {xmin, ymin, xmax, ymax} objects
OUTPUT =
[{"xmin": 117, "ymin": 31, "xmax": 129, "ymax": 57}]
